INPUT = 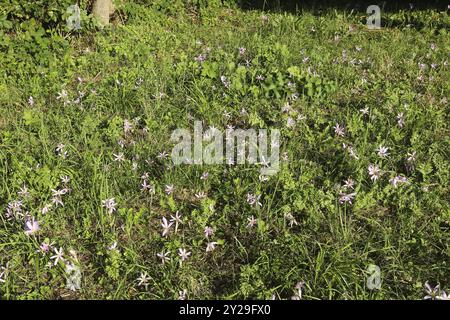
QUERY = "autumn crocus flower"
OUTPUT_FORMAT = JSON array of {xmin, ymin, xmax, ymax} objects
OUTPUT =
[
  {"xmin": 102, "ymin": 198, "xmax": 117, "ymax": 214},
  {"xmin": 339, "ymin": 192, "xmax": 357, "ymax": 204},
  {"xmin": 178, "ymin": 248, "xmax": 191, "ymax": 265},
  {"xmin": 157, "ymin": 251, "xmax": 171, "ymax": 264},
  {"xmin": 206, "ymin": 242, "xmax": 218, "ymax": 252},
  {"xmin": 376, "ymin": 145, "xmax": 389, "ymax": 158},
  {"xmin": 368, "ymin": 164, "xmax": 381, "ymax": 182},
  {"xmin": 161, "ymin": 217, "xmax": 173, "ymax": 237},
  {"xmin": 333, "ymin": 123, "xmax": 345, "ymax": 137},
  {"xmin": 24, "ymin": 217, "xmax": 40, "ymax": 236}
]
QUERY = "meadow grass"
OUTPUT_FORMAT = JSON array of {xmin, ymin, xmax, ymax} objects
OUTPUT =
[{"xmin": 0, "ymin": 3, "xmax": 449, "ymax": 299}]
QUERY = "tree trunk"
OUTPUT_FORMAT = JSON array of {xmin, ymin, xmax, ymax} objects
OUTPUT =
[{"xmin": 92, "ymin": 0, "xmax": 115, "ymax": 26}]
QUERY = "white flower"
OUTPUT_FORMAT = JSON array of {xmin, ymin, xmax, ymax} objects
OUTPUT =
[
  {"xmin": 137, "ymin": 272, "xmax": 151, "ymax": 289},
  {"xmin": 18, "ymin": 185, "xmax": 30, "ymax": 198},
  {"xmin": 113, "ymin": 152, "xmax": 125, "ymax": 162},
  {"xmin": 170, "ymin": 211, "xmax": 182, "ymax": 233},
  {"xmin": 424, "ymin": 281, "xmax": 440, "ymax": 300},
  {"xmin": 397, "ymin": 112, "xmax": 405, "ymax": 128},
  {"xmin": 284, "ymin": 212, "xmax": 298, "ymax": 227},
  {"xmin": 50, "ymin": 247, "xmax": 65, "ymax": 266},
  {"xmin": 286, "ymin": 117, "xmax": 296, "ymax": 128},
  {"xmin": 57, "ymin": 90, "xmax": 70, "ymax": 105},
  {"xmin": 292, "ymin": 281, "xmax": 305, "ymax": 300},
  {"xmin": 165, "ymin": 184, "xmax": 174, "ymax": 195},
  {"xmin": 157, "ymin": 151, "xmax": 169, "ymax": 160},
  {"xmin": 436, "ymin": 291, "xmax": 450, "ymax": 300},
  {"xmin": 407, "ymin": 151, "xmax": 416, "ymax": 162},
  {"xmin": 178, "ymin": 289, "xmax": 187, "ymax": 300},
  {"xmin": 161, "ymin": 217, "xmax": 173, "ymax": 237},
  {"xmin": 220, "ymin": 75, "xmax": 230, "ymax": 88},
  {"xmin": 60, "ymin": 175, "xmax": 70, "ymax": 184},
  {"xmin": 195, "ymin": 191, "xmax": 207, "ymax": 199},
  {"xmin": 206, "ymin": 242, "xmax": 218, "ymax": 252},
  {"xmin": 108, "ymin": 242, "xmax": 118, "ymax": 251}
]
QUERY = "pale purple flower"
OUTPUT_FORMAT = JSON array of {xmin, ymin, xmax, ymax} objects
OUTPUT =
[
  {"xmin": 39, "ymin": 242, "xmax": 51, "ymax": 254},
  {"xmin": 246, "ymin": 215, "xmax": 257, "ymax": 228},
  {"xmin": 28, "ymin": 96, "xmax": 34, "ymax": 106},
  {"xmin": 24, "ymin": 217, "xmax": 40, "ymax": 236},
  {"xmin": 124, "ymin": 119, "xmax": 133, "ymax": 133},
  {"xmin": 141, "ymin": 180, "xmax": 155, "ymax": 194},
  {"xmin": 239, "ymin": 47, "xmax": 246, "ymax": 55},
  {"xmin": 339, "ymin": 192, "xmax": 357, "ymax": 205},
  {"xmin": 343, "ymin": 178, "xmax": 355, "ymax": 190},
  {"xmin": 246, "ymin": 193, "xmax": 262, "ymax": 207},
  {"xmin": 389, "ymin": 175, "xmax": 408, "ymax": 188},
  {"xmin": 178, "ymin": 248, "xmax": 191, "ymax": 264},
  {"xmin": 200, "ymin": 172, "xmax": 209, "ymax": 180},
  {"xmin": 256, "ymin": 75, "xmax": 265, "ymax": 81},
  {"xmin": 333, "ymin": 123, "xmax": 345, "ymax": 137},
  {"xmin": 286, "ymin": 117, "xmax": 296, "ymax": 128},
  {"xmin": 157, "ymin": 251, "xmax": 171, "ymax": 264},
  {"xmin": 102, "ymin": 198, "xmax": 117, "ymax": 214},
  {"xmin": 204, "ymin": 226, "xmax": 214, "ymax": 238},
  {"xmin": 195, "ymin": 53, "xmax": 207, "ymax": 63}
]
